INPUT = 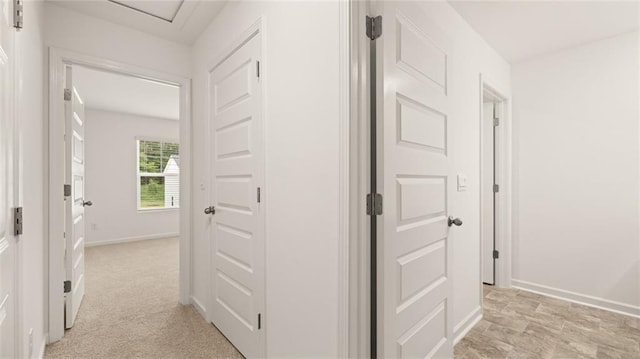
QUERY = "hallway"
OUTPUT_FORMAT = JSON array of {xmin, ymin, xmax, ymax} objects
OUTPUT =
[
  {"xmin": 45, "ymin": 238, "xmax": 241, "ymax": 358},
  {"xmin": 455, "ymin": 285, "xmax": 640, "ymax": 358}
]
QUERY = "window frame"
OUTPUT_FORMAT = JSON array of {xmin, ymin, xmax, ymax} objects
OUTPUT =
[{"xmin": 136, "ymin": 137, "xmax": 180, "ymax": 212}]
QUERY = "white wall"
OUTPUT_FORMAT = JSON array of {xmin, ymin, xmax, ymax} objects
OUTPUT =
[
  {"xmin": 84, "ymin": 109, "xmax": 179, "ymax": 245},
  {"xmin": 44, "ymin": 2, "xmax": 190, "ymax": 78},
  {"xmin": 512, "ymin": 31, "xmax": 639, "ymax": 315},
  {"xmin": 191, "ymin": 2, "xmax": 342, "ymax": 356},
  {"xmin": 410, "ymin": 1, "xmax": 512, "ymax": 340},
  {"xmin": 17, "ymin": 0, "xmax": 46, "ymax": 357}
]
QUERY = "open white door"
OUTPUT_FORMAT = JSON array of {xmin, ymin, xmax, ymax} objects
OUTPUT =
[
  {"xmin": 376, "ymin": 2, "xmax": 455, "ymax": 357},
  {"xmin": 208, "ymin": 29, "xmax": 265, "ymax": 358},
  {"xmin": 64, "ymin": 66, "xmax": 87, "ymax": 328},
  {"xmin": 0, "ymin": 0, "xmax": 16, "ymax": 355}
]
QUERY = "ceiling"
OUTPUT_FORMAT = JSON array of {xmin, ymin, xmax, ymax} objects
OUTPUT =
[
  {"xmin": 74, "ymin": 65, "xmax": 180, "ymax": 120},
  {"xmin": 449, "ymin": 1, "xmax": 639, "ymax": 63},
  {"xmin": 48, "ymin": 0, "xmax": 228, "ymax": 44}
]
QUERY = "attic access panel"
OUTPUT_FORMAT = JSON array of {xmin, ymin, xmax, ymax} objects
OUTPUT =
[{"xmin": 108, "ymin": 0, "xmax": 184, "ymax": 22}]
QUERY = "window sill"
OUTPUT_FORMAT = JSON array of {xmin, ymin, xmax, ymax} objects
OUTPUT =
[{"xmin": 137, "ymin": 207, "xmax": 180, "ymax": 213}]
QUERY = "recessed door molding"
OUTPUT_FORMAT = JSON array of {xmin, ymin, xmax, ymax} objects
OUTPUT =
[{"xmin": 479, "ymin": 74, "xmax": 512, "ymax": 292}]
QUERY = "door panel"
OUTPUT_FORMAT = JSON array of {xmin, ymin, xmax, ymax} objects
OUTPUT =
[
  {"xmin": 378, "ymin": 3, "xmax": 454, "ymax": 358},
  {"xmin": 65, "ymin": 68, "xmax": 86, "ymax": 328},
  {"xmin": 209, "ymin": 30, "xmax": 264, "ymax": 358},
  {"xmin": 0, "ymin": 0, "xmax": 15, "ymax": 356}
]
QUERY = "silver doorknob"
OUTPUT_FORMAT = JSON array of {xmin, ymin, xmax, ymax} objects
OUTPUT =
[
  {"xmin": 448, "ymin": 216, "xmax": 462, "ymax": 227},
  {"xmin": 82, "ymin": 200, "xmax": 93, "ymax": 207},
  {"xmin": 204, "ymin": 206, "xmax": 215, "ymax": 215}
]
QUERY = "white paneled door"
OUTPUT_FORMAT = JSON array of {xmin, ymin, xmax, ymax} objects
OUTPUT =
[
  {"xmin": 209, "ymin": 29, "xmax": 264, "ymax": 358},
  {"xmin": 65, "ymin": 66, "xmax": 87, "ymax": 328},
  {"xmin": 377, "ymin": 2, "xmax": 455, "ymax": 358},
  {"xmin": 0, "ymin": 0, "xmax": 16, "ymax": 356}
]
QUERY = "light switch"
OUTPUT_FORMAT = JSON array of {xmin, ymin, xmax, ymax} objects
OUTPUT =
[{"xmin": 457, "ymin": 174, "xmax": 468, "ymax": 192}]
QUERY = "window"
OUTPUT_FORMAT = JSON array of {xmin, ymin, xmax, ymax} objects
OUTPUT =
[{"xmin": 137, "ymin": 139, "xmax": 180, "ymax": 210}]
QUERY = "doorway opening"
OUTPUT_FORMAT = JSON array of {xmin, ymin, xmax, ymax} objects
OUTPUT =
[
  {"xmin": 65, "ymin": 64, "xmax": 181, "ymax": 331},
  {"xmin": 47, "ymin": 48, "xmax": 192, "ymax": 343},
  {"xmin": 481, "ymin": 91, "xmax": 500, "ymax": 285},
  {"xmin": 479, "ymin": 78, "xmax": 512, "ymax": 289}
]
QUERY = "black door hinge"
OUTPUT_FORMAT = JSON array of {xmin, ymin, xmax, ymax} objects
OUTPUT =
[
  {"xmin": 493, "ymin": 250, "xmax": 499, "ymax": 259},
  {"xmin": 14, "ymin": 207, "xmax": 23, "ymax": 235},
  {"xmin": 13, "ymin": 0, "xmax": 23, "ymax": 30},
  {"xmin": 366, "ymin": 193, "xmax": 383, "ymax": 216},
  {"xmin": 366, "ymin": 16, "xmax": 382, "ymax": 40},
  {"xmin": 64, "ymin": 184, "xmax": 71, "ymax": 197},
  {"xmin": 64, "ymin": 280, "xmax": 72, "ymax": 293},
  {"xmin": 257, "ymin": 187, "xmax": 261, "ymax": 203},
  {"xmin": 493, "ymin": 184, "xmax": 499, "ymax": 193},
  {"xmin": 256, "ymin": 61, "xmax": 260, "ymax": 78},
  {"xmin": 258, "ymin": 313, "xmax": 262, "ymax": 330}
]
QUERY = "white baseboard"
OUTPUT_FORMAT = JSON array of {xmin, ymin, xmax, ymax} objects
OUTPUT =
[
  {"xmin": 453, "ymin": 306, "xmax": 482, "ymax": 344},
  {"xmin": 36, "ymin": 340, "xmax": 46, "ymax": 359},
  {"xmin": 512, "ymin": 279, "xmax": 640, "ymax": 318},
  {"xmin": 191, "ymin": 296, "xmax": 207, "ymax": 320},
  {"xmin": 85, "ymin": 232, "xmax": 179, "ymax": 247}
]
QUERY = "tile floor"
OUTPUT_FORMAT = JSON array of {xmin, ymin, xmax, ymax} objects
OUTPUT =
[{"xmin": 454, "ymin": 285, "xmax": 640, "ymax": 358}]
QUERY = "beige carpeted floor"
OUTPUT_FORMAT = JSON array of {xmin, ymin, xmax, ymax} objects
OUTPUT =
[{"xmin": 45, "ymin": 237, "xmax": 243, "ymax": 359}]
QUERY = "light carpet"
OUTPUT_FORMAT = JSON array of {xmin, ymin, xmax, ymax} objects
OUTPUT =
[{"xmin": 45, "ymin": 237, "xmax": 243, "ymax": 359}]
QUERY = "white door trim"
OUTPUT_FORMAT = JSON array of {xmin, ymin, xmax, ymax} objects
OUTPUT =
[
  {"xmin": 46, "ymin": 47, "xmax": 193, "ymax": 343},
  {"xmin": 349, "ymin": 0, "xmax": 371, "ymax": 357},
  {"xmin": 337, "ymin": 0, "xmax": 351, "ymax": 357},
  {"xmin": 479, "ymin": 74, "xmax": 512, "ymax": 291}
]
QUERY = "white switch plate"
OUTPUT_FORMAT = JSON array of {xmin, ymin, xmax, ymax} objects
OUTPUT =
[{"xmin": 457, "ymin": 174, "xmax": 468, "ymax": 192}]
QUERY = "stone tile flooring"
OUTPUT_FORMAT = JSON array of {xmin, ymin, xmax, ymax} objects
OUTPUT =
[{"xmin": 454, "ymin": 285, "xmax": 640, "ymax": 358}]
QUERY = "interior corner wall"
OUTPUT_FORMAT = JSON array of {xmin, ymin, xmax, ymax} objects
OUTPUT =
[
  {"xmin": 411, "ymin": 1, "xmax": 512, "ymax": 339},
  {"xmin": 512, "ymin": 31, "xmax": 640, "ymax": 315},
  {"xmin": 84, "ymin": 109, "xmax": 179, "ymax": 245},
  {"xmin": 190, "ymin": 1, "xmax": 342, "ymax": 356},
  {"xmin": 43, "ymin": 2, "xmax": 191, "ymax": 78},
  {"xmin": 18, "ymin": 0, "xmax": 46, "ymax": 357}
]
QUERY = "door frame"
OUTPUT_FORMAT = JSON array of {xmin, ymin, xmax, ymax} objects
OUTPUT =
[
  {"xmin": 349, "ymin": 0, "xmax": 372, "ymax": 357},
  {"xmin": 46, "ymin": 47, "xmax": 193, "ymax": 342},
  {"xmin": 479, "ymin": 74, "xmax": 512, "ymax": 289},
  {"xmin": 4, "ymin": 6, "xmax": 20, "ymax": 356}
]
